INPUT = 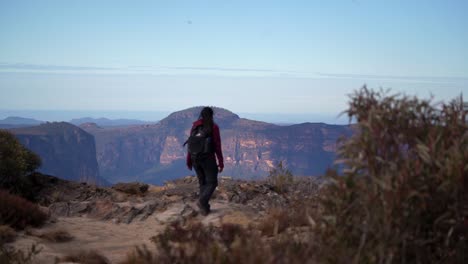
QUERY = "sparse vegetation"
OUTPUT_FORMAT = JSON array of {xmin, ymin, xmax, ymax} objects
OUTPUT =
[
  {"xmin": 0, "ymin": 189, "xmax": 48, "ymax": 230},
  {"xmin": 267, "ymin": 161, "xmax": 294, "ymax": 193},
  {"xmin": 122, "ymin": 222, "xmax": 267, "ymax": 264},
  {"xmin": 61, "ymin": 250, "xmax": 110, "ymax": 264},
  {"xmin": 257, "ymin": 202, "xmax": 313, "ymax": 237},
  {"xmin": 314, "ymin": 87, "xmax": 468, "ymax": 263},
  {"xmin": 122, "ymin": 220, "xmax": 319, "ymax": 264}
]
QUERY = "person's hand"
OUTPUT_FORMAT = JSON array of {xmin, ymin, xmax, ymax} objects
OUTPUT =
[
  {"xmin": 218, "ymin": 164, "xmax": 224, "ymax": 173},
  {"xmin": 187, "ymin": 160, "xmax": 192, "ymax": 171}
]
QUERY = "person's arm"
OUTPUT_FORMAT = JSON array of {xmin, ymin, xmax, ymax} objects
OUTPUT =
[
  {"xmin": 213, "ymin": 124, "xmax": 224, "ymax": 172},
  {"xmin": 186, "ymin": 152, "xmax": 192, "ymax": 170},
  {"xmin": 186, "ymin": 125, "xmax": 194, "ymax": 170}
]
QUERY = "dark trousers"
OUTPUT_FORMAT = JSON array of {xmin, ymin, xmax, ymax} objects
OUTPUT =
[{"xmin": 193, "ymin": 156, "xmax": 218, "ymax": 210}]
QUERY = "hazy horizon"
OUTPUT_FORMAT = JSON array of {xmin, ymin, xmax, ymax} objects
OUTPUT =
[{"xmin": 0, "ymin": 107, "xmax": 351, "ymax": 125}]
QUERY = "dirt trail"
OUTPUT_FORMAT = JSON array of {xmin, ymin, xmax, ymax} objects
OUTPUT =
[{"xmin": 12, "ymin": 200, "xmax": 256, "ymax": 263}]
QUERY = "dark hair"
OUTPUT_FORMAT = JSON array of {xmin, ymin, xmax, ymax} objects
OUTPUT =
[{"xmin": 199, "ymin": 107, "xmax": 214, "ymax": 134}]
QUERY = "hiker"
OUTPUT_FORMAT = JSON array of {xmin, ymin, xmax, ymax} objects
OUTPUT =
[{"xmin": 185, "ymin": 107, "xmax": 224, "ymax": 215}]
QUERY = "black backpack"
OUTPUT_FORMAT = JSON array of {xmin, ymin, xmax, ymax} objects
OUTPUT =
[{"xmin": 184, "ymin": 125, "xmax": 214, "ymax": 161}]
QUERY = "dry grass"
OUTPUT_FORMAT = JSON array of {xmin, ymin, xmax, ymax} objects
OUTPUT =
[
  {"xmin": 258, "ymin": 198, "xmax": 314, "ymax": 237},
  {"xmin": 121, "ymin": 221, "xmax": 317, "ymax": 264},
  {"xmin": 62, "ymin": 250, "xmax": 110, "ymax": 264}
]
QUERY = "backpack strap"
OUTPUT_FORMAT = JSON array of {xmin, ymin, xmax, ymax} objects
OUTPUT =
[{"xmin": 182, "ymin": 124, "xmax": 202, "ymax": 147}]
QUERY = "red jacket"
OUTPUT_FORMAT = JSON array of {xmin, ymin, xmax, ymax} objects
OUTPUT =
[{"xmin": 186, "ymin": 119, "xmax": 224, "ymax": 169}]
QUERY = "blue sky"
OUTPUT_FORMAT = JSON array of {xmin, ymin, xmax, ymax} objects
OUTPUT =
[{"xmin": 1, "ymin": 0, "xmax": 467, "ymax": 123}]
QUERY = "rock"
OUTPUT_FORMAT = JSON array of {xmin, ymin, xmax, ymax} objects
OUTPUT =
[
  {"xmin": 68, "ymin": 202, "xmax": 90, "ymax": 216},
  {"xmin": 155, "ymin": 203, "xmax": 197, "ymax": 225},
  {"xmin": 112, "ymin": 182, "xmax": 149, "ymax": 195},
  {"xmin": 88, "ymin": 200, "xmax": 115, "ymax": 219},
  {"xmin": 49, "ymin": 202, "xmax": 70, "ymax": 217}
]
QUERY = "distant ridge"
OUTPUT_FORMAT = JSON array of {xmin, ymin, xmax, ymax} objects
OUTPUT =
[
  {"xmin": 70, "ymin": 117, "xmax": 154, "ymax": 127},
  {"xmin": 0, "ymin": 116, "xmax": 43, "ymax": 127}
]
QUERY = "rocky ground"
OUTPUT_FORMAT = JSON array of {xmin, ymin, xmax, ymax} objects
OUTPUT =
[{"xmin": 8, "ymin": 175, "xmax": 321, "ymax": 263}]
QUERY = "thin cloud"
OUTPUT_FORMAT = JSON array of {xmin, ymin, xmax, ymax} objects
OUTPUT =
[
  {"xmin": 0, "ymin": 62, "xmax": 117, "ymax": 71},
  {"xmin": 166, "ymin": 66, "xmax": 285, "ymax": 73},
  {"xmin": 0, "ymin": 62, "xmax": 301, "ymax": 76},
  {"xmin": 316, "ymin": 72, "xmax": 468, "ymax": 84}
]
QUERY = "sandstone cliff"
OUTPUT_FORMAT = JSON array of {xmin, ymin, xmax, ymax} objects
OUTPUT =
[{"xmin": 10, "ymin": 122, "xmax": 105, "ymax": 185}]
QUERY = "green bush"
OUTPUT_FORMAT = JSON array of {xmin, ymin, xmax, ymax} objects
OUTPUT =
[
  {"xmin": 0, "ymin": 130, "xmax": 41, "ymax": 194},
  {"xmin": 267, "ymin": 161, "xmax": 294, "ymax": 193},
  {"xmin": 315, "ymin": 87, "xmax": 468, "ymax": 263}
]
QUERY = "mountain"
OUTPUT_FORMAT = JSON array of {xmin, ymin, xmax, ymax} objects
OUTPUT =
[
  {"xmin": 0, "ymin": 116, "xmax": 44, "ymax": 128},
  {"xmin": 81, "ymin": 107, "xmax": 352, "ymax": 185},
  {"xmin": 70, "ymin": 117, "xmax": 154, "ymax": 127},
  {"xmin": 9, "ymin": 122, "xmax": 106, "ymax": 185}
]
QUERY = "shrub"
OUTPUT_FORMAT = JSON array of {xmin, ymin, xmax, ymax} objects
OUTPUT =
[
  {"xmin": 0, "ymin": 189, "xmax": 48, "ymax": 230},
  {"xmin": 315, "ymin": 87, "xmax": 468, "ymax": 263},
  {"xmin": 0, "ymin": 225, "xmax": 16, "ymax": 244},
  {"xmin": 122, "ymin": 222, "xmax": 270, "ymax": 264},
  {"xmin": 122, "ymin": 220, "xmax": 319, "ymax": 264},
  {"xmin": 258, "ymin": 202, "xmax": 313, "ymax": 236},
  {"xmin": 267, "ymin": 161, "xmax": 294, "ymax": 193},
  {"xmin": 0, "ymin": 130, "xmax": 41, "ymax": 196}
]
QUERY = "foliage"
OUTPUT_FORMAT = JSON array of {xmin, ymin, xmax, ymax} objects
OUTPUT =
[
  {"xmin": 0, "ymin": 190, "xmax": 48, "ymax": 230},
  {"xmin": 267, "ymin": 161, "xmax": 294, "ymax": 193},
  {"xmin": 0, "ymin": 130, "xmax": 41, "ymax": 196},
  {"xmin": 315, "ymin": 87, "xmax": 468, "ymax": 263}
]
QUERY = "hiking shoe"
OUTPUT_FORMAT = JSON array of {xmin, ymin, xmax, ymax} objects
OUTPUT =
[{"xmin": 196, "ymin": 201, "xmax": 209, "ymax": 216}]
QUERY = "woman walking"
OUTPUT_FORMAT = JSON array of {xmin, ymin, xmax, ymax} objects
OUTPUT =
[{"xmin": 186, "ymin": 107, "xmax": 224, "ymax": 215}]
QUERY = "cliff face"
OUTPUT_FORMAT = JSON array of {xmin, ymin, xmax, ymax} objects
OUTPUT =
[
  {"xmin": 81, "ymin": 107, "xmax": 352, "ymax": 184},
  {"xmin": 10, "ymin": 122, "xmax": 104, "ymax": 185}
]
